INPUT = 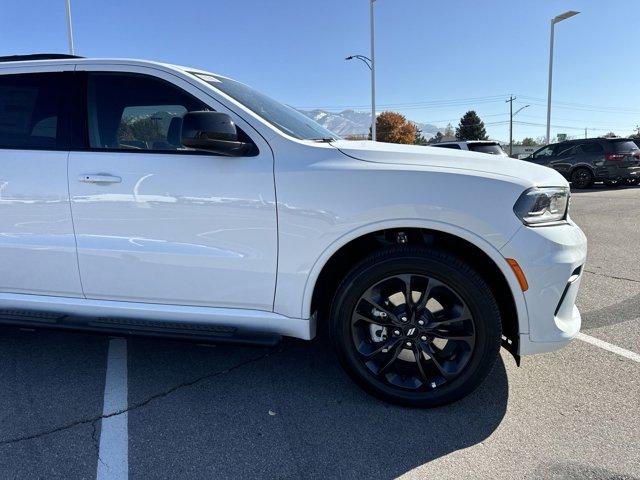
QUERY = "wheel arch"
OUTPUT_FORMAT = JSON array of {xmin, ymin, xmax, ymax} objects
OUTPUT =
[{"xmin": 303, "ymin": 221, "xmax": 527, "ymax": 357}]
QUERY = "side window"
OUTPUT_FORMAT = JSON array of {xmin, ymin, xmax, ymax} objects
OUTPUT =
[
  {"xmin": 532, "ymin": 145, "xmax": 555, "ymax": 158},
  {"xmin": 87, "ymin": 73, "xmax": 210, "ymax": 151},
  {"xmin": 579, "ymin": 143, "xmax": 604, "ymax": 154},
  {"xmin": 556, "ymin": 145, "xmax": 576, "ymax": 157},
  {"xmin": 0, "ymin": 73, "xmax": 69, "ymax": 149}
]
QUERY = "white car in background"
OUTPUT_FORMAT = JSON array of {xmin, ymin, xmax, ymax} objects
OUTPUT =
[
  {"xmin": 432, "ymin": 140, "xmax": 508, "ymax": 156},
  {"xmin": 0, "ymin": 54, "xmax": 586, "ymax": 407}
]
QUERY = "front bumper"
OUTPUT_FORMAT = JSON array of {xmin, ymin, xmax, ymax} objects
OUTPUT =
[{"xmin": 500, "ymin": 220, "xmax": 587, "ymax": 355}]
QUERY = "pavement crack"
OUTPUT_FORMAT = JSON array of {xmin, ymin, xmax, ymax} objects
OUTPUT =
[
  {"xmin": 0, "ymin": 346, "xmax": 281, "ymax": 447},
  {"xmin": 584, "ymin": 269, "xmax": 640, "ymax": 284},
  {"xmin": 91, "ymin": 419, "xmax": 107, "ymax": 467}
]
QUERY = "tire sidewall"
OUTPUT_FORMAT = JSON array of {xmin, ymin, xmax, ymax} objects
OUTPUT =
[{"xmin": 330, "ymin": 248, "xmax": 502, "ymax": 407}]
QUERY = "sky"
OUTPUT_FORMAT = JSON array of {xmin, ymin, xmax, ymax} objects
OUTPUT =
[{"xmin": 2, "ymin": 0, "xmax": 639, "ymax": 142}]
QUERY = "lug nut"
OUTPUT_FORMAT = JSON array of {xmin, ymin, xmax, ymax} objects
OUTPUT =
[
  {"xmin": 417, "ymin": 320, "xmax": 424, "ymax": 326},
  {"xmin": 406, "ymin": 341, "xmax": 412, "ymax": 347},
  {"xmin": 401, "ymin": 316, "xmax": 408, "ymax": 323},
  {"xmin": 421, "ymin": 335, "xmax": 427, "ymax": 341},
  {"xmin": 393, "ymin": 329, "xmax": 401, "ymax": 336}
]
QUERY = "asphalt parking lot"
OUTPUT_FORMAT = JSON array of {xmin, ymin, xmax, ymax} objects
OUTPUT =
[{"xmin": 0, "ymin": 185, "xmax": 638, "ymax": 480}]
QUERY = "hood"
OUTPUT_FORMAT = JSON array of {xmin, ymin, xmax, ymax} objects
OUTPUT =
[{"xmin": 331, "ymin": 140, "xmax": 567, "ymax": 188}]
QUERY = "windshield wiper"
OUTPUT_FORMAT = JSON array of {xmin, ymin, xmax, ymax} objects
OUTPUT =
[{"xmin": 311, "ymin": 137, "xmax": 337, "ymax": 143}]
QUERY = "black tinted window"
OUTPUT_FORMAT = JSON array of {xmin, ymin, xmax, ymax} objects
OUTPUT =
[
  {"xmin": 433, "ymin": 144, "xmax": 461, "ymax": 150},
  {"xmin": 87, "ymin": 73, "xmax": 209, "ymax": 151},
  {"xmin": 579, "ymin": 143, "xmax": 604, "ymax": 154},
  {"xmin": 468, "ymin": 143, "xmax": 505, "ymax": 155},
  {"xmin": 0, "ymin": 73, "xmax": 68, "ymax": 149},
  {"xmin": 611, "ymin": 140, "xmax": 639, "ymax": 153}
]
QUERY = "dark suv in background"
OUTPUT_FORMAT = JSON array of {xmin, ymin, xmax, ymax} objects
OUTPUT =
[{"xmin": 525, "ymin": 138, "xmax": 640, "ymax": 188}]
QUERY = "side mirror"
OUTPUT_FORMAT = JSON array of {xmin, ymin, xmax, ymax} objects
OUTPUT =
[{"xmin": 181, "ymin": 111, "xmax": 255, "ymax": 157}]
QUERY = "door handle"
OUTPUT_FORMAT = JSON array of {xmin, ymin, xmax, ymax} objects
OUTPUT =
[{"xmin": 78, "ymin": 174, "xmax": 122, "ymax": 184}]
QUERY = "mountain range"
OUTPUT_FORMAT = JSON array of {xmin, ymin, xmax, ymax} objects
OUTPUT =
[{"xmin": 298, "ymin": 109, "xmax": 442, "ymax": 138}]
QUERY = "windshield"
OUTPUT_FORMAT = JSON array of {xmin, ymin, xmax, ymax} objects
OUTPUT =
[
  {"xmin": 468, "ymin": 142, "xmax": 507, "ymax": 155},
  {"xmin": 192, "ymin": 73, "xmax": 340, "ymax": 141}
]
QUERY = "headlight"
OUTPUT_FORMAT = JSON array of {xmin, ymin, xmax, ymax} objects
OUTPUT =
[{"xmin": 513, "ymin": 187, "xmax": 570, "ymax": 226}]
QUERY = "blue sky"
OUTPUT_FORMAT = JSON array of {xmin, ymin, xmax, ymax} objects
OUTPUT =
[{"xmin": 2, "ymin": 0, "xmax": 639, "ymax": 141}]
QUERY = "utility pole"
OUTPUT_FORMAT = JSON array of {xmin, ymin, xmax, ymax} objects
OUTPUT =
[
  {"xmin": 506, "ymin": 97, "xmax": 529, "ymax": 157},
  {"xmin": 65, "ymin": 0, "xmax": 75, "ymax": 55},
  {"xmin": 507, "ymin": 95, "xmax": 515, "ymax": 156},
  {"xmin": 585, "ymin": 127, "xmax": 588, "ymax": 139}
]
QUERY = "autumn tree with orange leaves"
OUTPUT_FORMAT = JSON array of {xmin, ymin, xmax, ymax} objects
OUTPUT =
[{"xmin": 373, "ymin": 111, "xmax": 417, "ymax": 144}]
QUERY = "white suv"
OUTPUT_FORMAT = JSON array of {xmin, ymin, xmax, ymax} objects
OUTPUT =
[{"xmin": 0, "ymin": 54, "xmax": 586, "ymax": 407}]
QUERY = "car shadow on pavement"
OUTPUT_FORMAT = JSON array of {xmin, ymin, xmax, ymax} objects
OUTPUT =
[{"xmin": 127, "ymin": 333, "xmax": 510, "ymax": 479}]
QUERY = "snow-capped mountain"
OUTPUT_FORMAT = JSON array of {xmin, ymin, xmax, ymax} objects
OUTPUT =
[{"xmin": 297, "ymin": 109, "xmax": 441, "ymax": 138}]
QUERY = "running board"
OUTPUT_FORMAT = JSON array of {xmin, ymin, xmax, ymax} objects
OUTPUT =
[{"xmin": 0, "ymin": 309, "xmax": 282, "ymax": 346}]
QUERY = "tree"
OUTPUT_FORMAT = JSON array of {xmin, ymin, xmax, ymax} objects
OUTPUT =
[
  {"xmin": 603, "ymin": 131, "xmax": 617, "ymax": 139},
  {"xmin": 428, "ymin": 131, "xmax": 444, "ymax": 144},
  {"xmin": 520, "ymin": 137, "xmax": 537, "ymax": 146},
  {"xmin": 455, "ymin": 111, "xmax": 488, "ymax": 141},
  {"xmin": 443, "ymin": 123, "xmax": 455, "ymax": 138},
  {"xmin": 376, "ymin": 111, "xmax": 417, "ymax": 144},
  {"xmin": 414, "ymin": 128, "xmax": 428, "ymax": 146}
]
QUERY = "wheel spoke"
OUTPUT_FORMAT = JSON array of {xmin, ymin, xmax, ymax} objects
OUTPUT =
[
  {"xmin": 352, "ymin": 311, "xmax": 393, "ymax": 327},
  {"xmin": 415, "ymin": 278, "xmax": 444, "ymax": 311},
  {"xmin": 378, "ymin": 341, "xmax": 404, "ymax": 375},
  {"xmin": 361, "ymin": 288, "xmax": 398, "ymax": 322},
  {"xmin": 398, "ymin": 274, "xmax": 414, "ymax": 310},
  {"xmin": 429, "ymin": 330, "xmax": 475, "ymax": 346},
  {"xmin": 364, "ymin": 337, "xmax": 400, "ymax": 359},
  {"xmin": 412, "ymin": 346, "xmax": 429, "ymax": 384},
  {"xmin": 420, "ymin": 342, "xmax": 455, "ymax": 379},
  {"xmin": 430, "ymin": 306, "xmax": 472, "ymax": 327}
]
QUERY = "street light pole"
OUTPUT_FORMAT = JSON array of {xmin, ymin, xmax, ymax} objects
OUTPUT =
[
  {"xmin": 507, "ymin": 97, "xmax": 530, "ymax": 157},
  {"xmin": 370, "ymin": 0, "xmax": 377, "ymax": 141},
  {"xmin": 65, "ymin": 0, "xmax": 75, "ymax": 55},
  {"xmin": 546, "ymin": 10, "xmax": 579, "ymax": 144}
]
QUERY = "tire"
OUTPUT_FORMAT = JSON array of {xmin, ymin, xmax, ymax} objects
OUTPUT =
[
  {"xmin": 624, "ymin": 178, "xmax": 639, "ymax": 186},
  {"xmin": 570, "ymin": 168, "xmax": 594, "ymax": 189},
  {"xmin": 329, "ymin": 246, "xmax": 502, "ymax": 408}
]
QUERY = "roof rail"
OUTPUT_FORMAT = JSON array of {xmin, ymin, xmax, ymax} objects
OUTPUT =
[{"xmin": 0, "ymin": 53, "xmax": 83, "ymax": 63}]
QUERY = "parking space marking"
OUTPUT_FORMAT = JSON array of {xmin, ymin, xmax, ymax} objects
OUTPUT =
[
  {"xmin": 577, "ymin": 332, "xmax": 640, "ymax": 363},
  {"xmin": 97, "ymin": 338, "xmax": 129, "ymax": 480}
]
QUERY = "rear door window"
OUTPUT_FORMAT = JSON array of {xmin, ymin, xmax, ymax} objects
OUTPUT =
[
  {"xmin": 578, "ymin": 143, "xmax": 604, "ymax": 154},
  {"xmin": 0, "ymin": 72, "xmax": 70, "ymax": 149}
]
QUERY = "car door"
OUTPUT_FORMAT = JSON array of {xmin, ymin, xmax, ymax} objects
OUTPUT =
[
  {"xmin": 0, "ymin": 69, "xmax": 83, "ymax": 297},
  {"xmin": 550, "ymin": 144, "xmax": 577, "ymax": 176},
  {"xmin": 67, "ymin": 68, "xmax": 277, "ymax": 310}
]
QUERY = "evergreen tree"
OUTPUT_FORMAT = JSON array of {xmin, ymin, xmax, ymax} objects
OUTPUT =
[
  {"xmin": 456, "ymin": 111, "xmax": 488, "ymax": 141},
  {"xmin": 414, "ymin": 129, "xmax": 428, "ymax": 145}
]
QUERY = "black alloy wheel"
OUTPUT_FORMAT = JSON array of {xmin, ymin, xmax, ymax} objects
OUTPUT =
[
  {"xmin": 330, "ymin": 247, "xmax": 502, "ymax": 407},
  {"xmin": 571, "ymin": 168, "xmax": 594, "ymax": 189}
]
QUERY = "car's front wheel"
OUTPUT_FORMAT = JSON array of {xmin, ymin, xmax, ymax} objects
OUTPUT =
[{"xmin": 330, "ymin": 247, "xmax": 502, "ymax": 407}]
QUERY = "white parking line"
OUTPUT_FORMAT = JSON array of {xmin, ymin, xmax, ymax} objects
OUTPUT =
[
  {"xmin": 97, "ymin": 338, "xmax": 129, "ymax": 480},
  {"xmin": 576, "ymin": 332, "xmax": 640, "ymax": 363}
]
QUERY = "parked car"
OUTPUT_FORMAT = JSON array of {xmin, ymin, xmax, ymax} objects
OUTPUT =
[
  {"xmin": 525, "ymin": 138, "xmax": 640, "ymax": 188},
  {"xmin": 0, "ymin": 54, "xmax": 587, "ymax": 407},
  {"xmin": 431, "ymin": 140, "xmax": 508, "ymax": 156}
]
